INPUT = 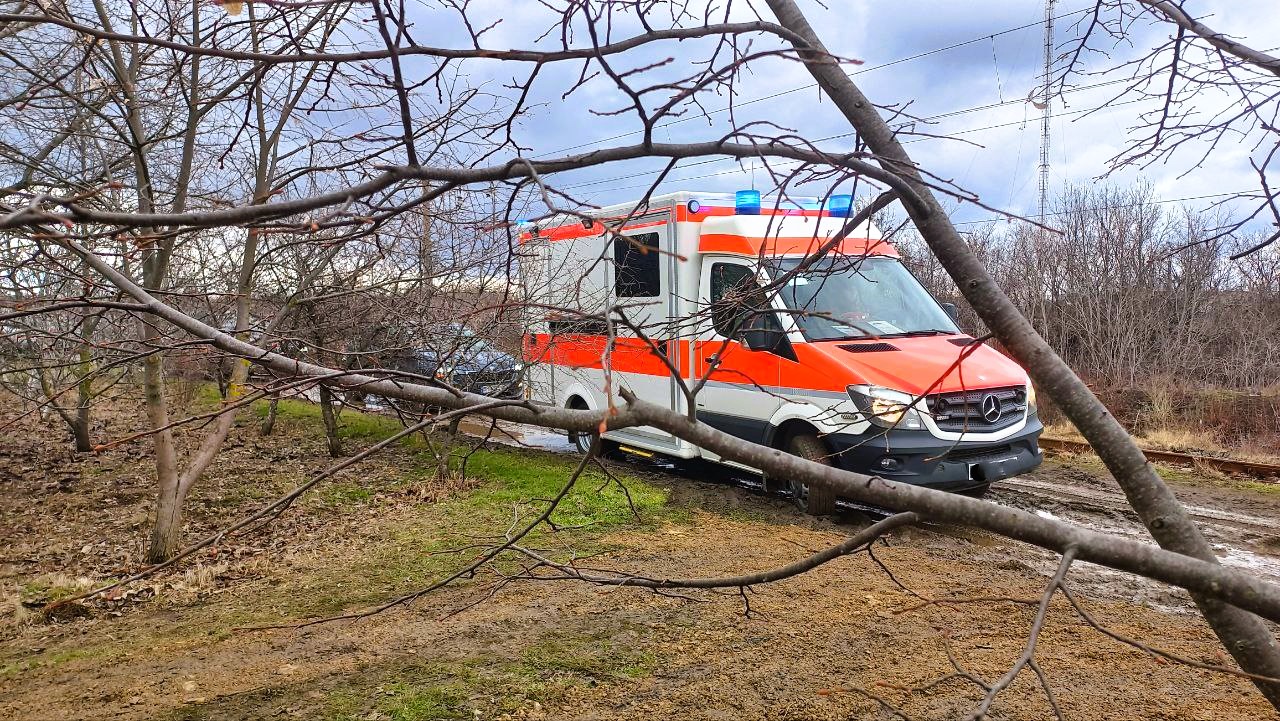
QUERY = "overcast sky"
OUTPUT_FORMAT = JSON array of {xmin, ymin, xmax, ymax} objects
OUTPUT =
[{"xmin": 410, "ymin": 1, "xmax": 1278, "ymax": 228}]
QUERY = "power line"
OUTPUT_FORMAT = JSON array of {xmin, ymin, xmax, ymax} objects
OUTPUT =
[
  {"xmin": 574, "ymin": 97, "xmax": 1144, "ymax": 200},
  {"xmin": 951, "ymin": 189, "xmax": 1253, "ymax": 227},
  {"xmin": 538, "ymin": 4, "xmax": 1094, "ymax": 159},
  {"xmin": 560, "ymin": 75, "xmax": 1139, "ymax": 194}
]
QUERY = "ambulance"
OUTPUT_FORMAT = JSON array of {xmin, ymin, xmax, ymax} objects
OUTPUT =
[{"xmin": 519, "ymin": 190, "xmax": 1043, "ymax": 513}]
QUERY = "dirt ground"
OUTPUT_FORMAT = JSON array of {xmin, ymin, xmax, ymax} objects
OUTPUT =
[{"xmin": 3, "ymin": 399, "xmax": 1280, "ymax": 720}]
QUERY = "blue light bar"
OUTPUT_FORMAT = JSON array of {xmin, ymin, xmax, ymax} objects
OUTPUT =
[
  {"xmin": 735, "ymin": 190, "xmax": 761, "ymax": 215},
  {"xmin": 828, "ymin": 194, "xmax": 853, "ymax": 218}
]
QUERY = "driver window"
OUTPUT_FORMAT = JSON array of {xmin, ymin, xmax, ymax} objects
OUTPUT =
[{"xmin": 709, "ymin": 263, "xmax": 782, "ymax": 339}]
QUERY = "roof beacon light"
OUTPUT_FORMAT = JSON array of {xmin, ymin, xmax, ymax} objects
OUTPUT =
[
  {"xmin": 828, "ymin": 194, "xmax": 853, "ymax": 218},
  {"xmin": 735, "ymin": 189, "xmax": 761, "ymax": 215}
]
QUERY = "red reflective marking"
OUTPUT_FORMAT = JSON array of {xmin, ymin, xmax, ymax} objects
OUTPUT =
[
  {"xmin": 524, "ymin": 333, "xmax": 1029, "ymax": 396},
  {"xmin": 697, "ymin": 234, "xmax": 898, "ymax": 258}
]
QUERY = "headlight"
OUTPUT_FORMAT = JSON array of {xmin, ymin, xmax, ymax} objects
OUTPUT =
[
  {"xmin": 1027, "ymin": 382, "xmax": 1037, "ymax": 413},
  {"xmin": 847, "ymin": 385, "xmax": 926, "ymax": 430},
  {"xmin": 435, "ymin": 365, "xmax": 454, "ymax": 380}
]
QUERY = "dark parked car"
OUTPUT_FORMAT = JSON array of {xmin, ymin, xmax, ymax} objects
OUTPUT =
[{"xmin": 393, "ymin": 325, "xmax": 524, "ymax": 399}]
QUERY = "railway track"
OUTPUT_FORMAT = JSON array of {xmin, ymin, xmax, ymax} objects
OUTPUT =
[{"xmin": 1038, "ymin": 437, "xmax": 1280, "ymax": 481}]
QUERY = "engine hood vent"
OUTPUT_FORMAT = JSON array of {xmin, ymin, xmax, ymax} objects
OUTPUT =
[{"xmin": 837, "ymin": 342, "xmax": 899, "ymax": 353}]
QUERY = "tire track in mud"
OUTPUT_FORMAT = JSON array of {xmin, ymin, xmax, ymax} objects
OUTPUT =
[
  {"xmin": 991, "ymin": 476, "xmax": 1280, "ymax": 587},
  {"xmin": 996, "ymin": 476, "xmax": 1280, "ymax": 535}
]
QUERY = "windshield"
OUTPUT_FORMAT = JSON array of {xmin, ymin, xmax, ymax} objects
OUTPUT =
[{"xmin": 771, "ymin": 256, "xmax": 959, "ymax": 340}]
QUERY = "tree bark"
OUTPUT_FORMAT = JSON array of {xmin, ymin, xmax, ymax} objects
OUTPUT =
[
  {"xmin": 762, "ymin": 0, "xmax": 1280, "ymax": 706},
  {"xmin": 319, "ymin": 385, "xmax": 343, "ymax": 457},
  {"xmin": 260, "ymin": 396, "xmax": 279, "ymax": 436},
  {"xmin": 141, "ymin": 343, "xmax": 182, "ymax": 564},
  {"xmin": 70, "ymin": 413, "xmax": 92, "ymax": 453},
  {"xmin": 72, "ymin": 345, "xmax": 94, "ymax": 453}
]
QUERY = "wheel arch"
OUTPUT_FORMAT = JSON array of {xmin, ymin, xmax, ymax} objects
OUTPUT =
[
  {"xmin": 559, "ymin": 381, "xmax": 597, "ymax": 411},
  {"xmin": 767, "ymin": 417, "xmax": 825, "ymax": 453}
]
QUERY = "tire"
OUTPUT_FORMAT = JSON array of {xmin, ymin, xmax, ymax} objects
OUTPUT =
[
  {"xmin": 566, "ymin": 398, "xmax": 612, "ymax": 456},
  {"xmin": 571, "ymin": 427, "xmax": 594, "ymax": 454},
  {"xmin": 785, "ymin": 433, "xmax": 838, "ymax": 515},
  {"xmin": 567, "ymin": 398, "xmax": 593, "ymax": 454}
]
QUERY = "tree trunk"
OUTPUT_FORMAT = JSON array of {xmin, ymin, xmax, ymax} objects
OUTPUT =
[
  {"xmin": 436, "ymin": 415, "xmax": 461, "ymax": 480},
  {"xmin": 141, "ymin": 343, "xmax": 182, "ymax": 563},
  {"xmin": 70, "ymin": 413, "xmax": 92, "ymax": 453},
  {"xmin": 72, "ymin": 348, "xmax": 93, "ymax": 452},
  {"xmin": 319, "ymin": 385, "xmax": 343, "ymax": 457},
  {"xmin": 145, "ymin": 468, "xmax": 189, "ymax": 565},
  {"xmin": 762, "ymin": 0, "xmax": 1280, "ymax": 707},
  {"xmin": 260, "ymin": 396, "xmax": 279, "ymax": 436}
]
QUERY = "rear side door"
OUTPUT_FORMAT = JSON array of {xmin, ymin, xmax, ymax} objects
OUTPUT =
[
  {"xmin": 605, "ymin": 213, "xmax": 684, "ymax": 450},
  {"xmin": 693, "ymin": 258, "xmax": 784, "ymax": 452}
]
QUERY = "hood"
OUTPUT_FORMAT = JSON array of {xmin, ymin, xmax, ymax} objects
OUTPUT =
[
  {"xmin": 802, "ymin": 336, "xmax": 1028, "ymax": 395},
  {"xmin": 455, "ymin": 347, "xmax": 518, "ymax": 372},
  {"xmin": 408, "ymin": 344, "xmax": 516, "ymax": 371}
]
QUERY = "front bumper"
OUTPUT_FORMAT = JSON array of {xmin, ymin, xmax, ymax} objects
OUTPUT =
[
  {"xmin": 450, "ymin": 370, "xmax": 525, "ymax": 399},
  {"xmin": 825, "ymin": 416, "xmax": 1044, "ymax": 492}
]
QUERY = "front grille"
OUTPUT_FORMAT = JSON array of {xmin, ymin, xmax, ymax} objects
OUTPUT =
[
  {"xmin": 453, "ymin": 368, "xmax": 519, "ymax": 388},
  {"xmin": 946, "ymin": 444, "xmax": 1013, "ymax": 463},
  {"xmin": 926, "ymin": 385, "xmax": 1027, "ymax": 432}
]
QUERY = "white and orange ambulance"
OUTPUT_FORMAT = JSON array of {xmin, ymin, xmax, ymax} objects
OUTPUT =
[{"xmin": 519, "ymin": 190, "xmax": 1042, "ymax": 513}]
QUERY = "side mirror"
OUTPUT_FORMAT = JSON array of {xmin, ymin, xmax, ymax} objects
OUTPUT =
[
  {"xmin": 941, "ymin": 302, "xmax": 960, "ymax": 323},
  {"xmin": 739, "ymin": 327, "xmax": 773, "ymax": 352}
]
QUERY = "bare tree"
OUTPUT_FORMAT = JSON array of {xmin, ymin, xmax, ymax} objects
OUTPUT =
[{"xmin": 3, "ymin": 0, "xmax": 1280, "ymax": 714}]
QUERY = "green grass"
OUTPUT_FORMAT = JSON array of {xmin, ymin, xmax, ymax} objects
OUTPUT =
[
  {"xmin": 522, "ymin": 632, "xmax": 657, "ymax": 681},
  {"xmin": 0, "ymin": 647, "xmax": 109, "ymax": 677},
  {"xmin": 1237, "ymin": 481, "xmax": 1280, "ymax": 495},
  {"xmin": 256, "ymin": 398, "xmax": 423, "ymax": 447},
  {"xmin": 264, "ymin": 397, "xmax": 674, "ymax": 526},
  {"xmin": 320, "ymin": 482, "xmax": 374, "ymax": 506},
  {"xmin": 369, "ymin": 682, "xmax": 470, "ymax": 721},
  {"xmin": 23, "ymin": 395, "xmax": 679, "ymax": 710},
  {"xmin": 221, "ymin": 398, "xmax": 682, "ymax": 622},
  {"xmin": 309, "ymin": 627, "xmax": 658, "ymax": 721}
]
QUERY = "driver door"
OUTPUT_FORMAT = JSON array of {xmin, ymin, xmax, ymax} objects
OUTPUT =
[{"xmin": 692, "ymin": 258, "xmax": 784, "ymax": 451}]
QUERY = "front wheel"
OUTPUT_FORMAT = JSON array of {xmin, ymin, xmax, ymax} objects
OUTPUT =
[{"xmin": 785, "ymin": 433, "xmax": 838, "ymax": 515}]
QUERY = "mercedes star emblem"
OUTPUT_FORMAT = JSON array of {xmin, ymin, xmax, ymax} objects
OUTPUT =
[{"xmin": 980, "ymin": 394, "xmax": 1002, "ymax": 423}]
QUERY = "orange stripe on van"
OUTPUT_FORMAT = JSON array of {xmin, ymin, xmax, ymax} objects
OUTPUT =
[
  {"xmin": 697, "ymin": 233, "xmax": 898, "ymax": 258},
  {"xmin": 520, "ymin": 206, "xmax": 843, "ymax": 243},
  {"xmin": 525, "ymin": 332, "xmax": 1029, "ymax": 396}
]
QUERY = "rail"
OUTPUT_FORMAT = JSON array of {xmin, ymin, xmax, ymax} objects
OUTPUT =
[{"xmin": 1038, "ymin": 437, "xmax": 1280, "ymax": 480}]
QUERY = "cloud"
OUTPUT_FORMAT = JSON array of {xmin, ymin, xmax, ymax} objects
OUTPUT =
[{"xmin": 391, "ymin": 1, "xmax": 1278, "ymax": 229}]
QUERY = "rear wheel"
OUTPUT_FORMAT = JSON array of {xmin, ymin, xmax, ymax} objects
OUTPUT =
[
  {"xmin": 566, "ymin": 398, "xmax": 594, "ymax": 454},
  {"xmin": 785, "ymin": 433, "xmax": 838, "ymax": 515},
  {"xmin": 571, "ymin": 427, "xmax": 593, "ymax": 454},
  {"xmin": 566, "ymin": 398, "xmax": 619, "ymax": 458}
]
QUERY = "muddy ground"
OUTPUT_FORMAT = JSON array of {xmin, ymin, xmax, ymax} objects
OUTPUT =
[{"xmin": 3, "ymin": 399, "xmax": 1280, "ymax": 720}]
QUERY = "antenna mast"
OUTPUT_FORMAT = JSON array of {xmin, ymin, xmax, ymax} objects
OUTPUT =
[{"xmin": 1038, "ymin": 0, "xmax": 1056, "ymax": 221}]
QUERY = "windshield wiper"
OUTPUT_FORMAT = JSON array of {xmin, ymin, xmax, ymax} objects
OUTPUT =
[{"xmin": 893, "ymin": 329, "xmax": 955, "ymax": 337}]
